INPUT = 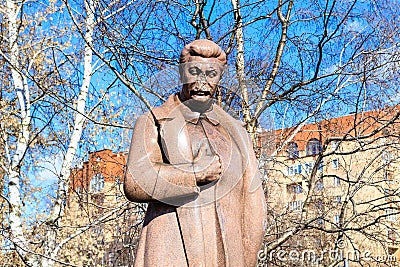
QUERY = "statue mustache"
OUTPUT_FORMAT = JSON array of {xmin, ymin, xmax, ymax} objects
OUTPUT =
[{"xmin": 190, "ymin": 90, "xmax": 212, "ymax": 96}]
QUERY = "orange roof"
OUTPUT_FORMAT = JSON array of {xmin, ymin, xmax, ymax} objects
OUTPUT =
[{"xmin": 270, "ymin": 106, "xmax": 400, "ymax": 152}]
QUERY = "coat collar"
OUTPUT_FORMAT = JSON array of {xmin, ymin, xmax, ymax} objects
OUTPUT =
[
  {"xmin": 180, "ymin": 103, "xmax": 220, "ymax": 126},
  {"xmin": 153, "ymin": 94, "xmax": 220, "ymax": 125}
]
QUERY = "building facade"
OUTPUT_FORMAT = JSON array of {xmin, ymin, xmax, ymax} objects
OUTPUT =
[
  {"xmin": 263, "ymin": 109, "xmax": 400, "ymax": 266},
  {"xmin": 60, "ymin": 149, "xmax": 142, "ymax": 267}
]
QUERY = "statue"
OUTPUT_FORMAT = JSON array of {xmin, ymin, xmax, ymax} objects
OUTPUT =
[{"xmin": 124, "ymin": 39, "xmax": 266, "ymax": 266}]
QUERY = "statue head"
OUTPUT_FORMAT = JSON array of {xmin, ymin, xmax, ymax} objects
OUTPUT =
[{"xmin": 179, "ymin": 40, "xmax": 226, "ymax": 103}]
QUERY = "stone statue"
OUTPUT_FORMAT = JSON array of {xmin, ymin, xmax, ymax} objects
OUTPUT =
[{"xmin": 124, "ymin": 39, "xmax": 266, "ymax": 266}]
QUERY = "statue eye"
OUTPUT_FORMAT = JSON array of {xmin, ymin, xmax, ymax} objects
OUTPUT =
[
  {"xmin": 188, "ymin": 67, "xmax": 201, "ymax": 76},
  {"xmin": 206, "ymin": 70, "xmax": 217, "ymax": 78}
]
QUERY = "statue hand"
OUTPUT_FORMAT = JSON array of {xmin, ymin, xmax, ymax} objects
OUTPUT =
[{"xmin": 193, "ymin": 142, "xmax": 222, "ymax": 185}]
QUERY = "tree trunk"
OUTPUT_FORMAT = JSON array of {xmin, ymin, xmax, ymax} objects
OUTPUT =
[
  {"xmin": 6, "ymin": 0, "xmax": 34, "ymax": 264},
  {"xmin": 43, "ymin": 0, "xmax": 94, "ymax": 265}
]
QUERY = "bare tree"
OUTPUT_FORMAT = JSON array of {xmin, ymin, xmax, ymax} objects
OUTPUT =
[
  {"xmin": 0, "ymin": 0, "xmax": 114, "ymax": 265},
  {"xmin": 0, "ymin": 0, "xmax": 399, "ymax": 266}
]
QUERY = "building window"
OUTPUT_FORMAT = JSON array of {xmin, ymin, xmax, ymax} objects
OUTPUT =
[
  {"xmin": 115, "ymin": 176, "xmax": 123, "ymax": 187},
  {"xmin": 384, "ymin": 189, "xmax": 395, "ymax": 200},
  {"xmin": 386, "ymin": 209, "xmax": 397, "ymax": 222},
  {"xmin": 90, "ymin": 174, "xmax": 105, "ymax": 193},
  {"xmin": 288, "ymin": 200, "xmax": 303, "ymax": 212},
  {"xmin": 332, "ymin": 158, "xmax": 339, "ymax": 169},
  {"xmin": 294, "ymin": 184, "xmax": 303, "ymax": 194},
  {"xmin": 288, "ymin": 183, "xmax": 303, "ymax": 194},
  {"xmin": 315, "ymin": 180, "xmax": 324, "ymax": 191},
  {"xmin": 287, "ymin": 166, "xmax": 294, "ymax": 176},
  {"xmin": 306, "ymin": 138, "xmax": 322, "ymax": 156},
  {"xmin": 334, "ymin": 195, "xmax": 342, "ymax": 204},
  {"xmin": 305, "ymin": 162, "xmax": 314, "ymax": 173},
  {"xmin": 287, "ymin": 142, "xmax": 299, "ymax": 159},
  {"xmin": 333, "ymin": 177, "xmax": 341, "ymax": 187},
  {"xmin": 287, "ymin": 164, "xmax": 302, "ymax": 176},
  {"xmin": 295, "ymin": 164, "xmax": 302, "ymax": 174},
  {"xmin": 331, "ymin": 141, "xmax": 339, "ymax": 151}
]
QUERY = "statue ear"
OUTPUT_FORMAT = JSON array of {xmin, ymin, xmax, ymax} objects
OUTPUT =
[{"xmin": 220, "ymin": 64, "xmax": 226, "ymax": 78}]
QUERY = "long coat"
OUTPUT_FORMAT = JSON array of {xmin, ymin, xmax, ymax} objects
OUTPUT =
[{"xmin": 124, "ymin": 95, "xmax": 266, "ymax": 267}]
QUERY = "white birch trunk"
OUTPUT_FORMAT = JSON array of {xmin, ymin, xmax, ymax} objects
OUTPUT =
[
  {"xmin": 6, "ymin": 0, "xmax": 33, "ymax": 264},
  {"xmin": 48, "ymin": 0, "xmax": 94, "ymax": 226},
  {"xmin": 42, "ymin": 0, "xmax": 95, "ymax": 265}
]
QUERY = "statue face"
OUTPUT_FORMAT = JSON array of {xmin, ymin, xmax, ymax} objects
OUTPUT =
[{"xmin": 180, "ymin": 56, "xmax": 223, "ymax": 102}]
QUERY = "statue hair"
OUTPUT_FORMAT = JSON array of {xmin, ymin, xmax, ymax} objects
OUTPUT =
[{"xmin": 179, "ymin": 39, "xmax": 227, "ymax": 65}]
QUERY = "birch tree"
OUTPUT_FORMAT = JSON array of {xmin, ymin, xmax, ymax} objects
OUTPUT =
[
  {"xmin": 0, "ymin": 0, "xmax": 103, "ymax": 265},
  {"xmin": 3, "ymin": 0, "xmax": 34, "ymax": 262},
  {"xmin": 41, "ymin": 0, "xmax": 95, "ymax": 265}
]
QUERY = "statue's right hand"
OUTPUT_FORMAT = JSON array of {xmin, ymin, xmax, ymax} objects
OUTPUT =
[{"xmin": 193, "ymin": 142, "xmax": 222, "ymax": 185}]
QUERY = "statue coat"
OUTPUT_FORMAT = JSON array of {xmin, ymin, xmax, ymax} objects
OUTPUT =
[{"xmin": 124, "ymin": 95, "xmax": 266, "ymax": 267}]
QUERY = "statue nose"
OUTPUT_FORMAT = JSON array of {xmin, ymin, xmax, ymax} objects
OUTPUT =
[{"xmin": 196, "ymin": 72, "xmax": 207, "ymax": 83}]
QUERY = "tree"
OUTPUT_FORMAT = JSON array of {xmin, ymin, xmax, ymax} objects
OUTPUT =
[
  {"xmin": 1, "ymin": 0, "xmax": 145, "ymax": 265},
  {"xmin": 1, "ymin": 0, "xmax": 113, "ymax": 265}
]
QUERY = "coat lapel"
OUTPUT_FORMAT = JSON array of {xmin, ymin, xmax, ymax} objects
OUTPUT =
[{"xmin": 153, "ymin": 95, "xmax": 194, "ymax": 166}]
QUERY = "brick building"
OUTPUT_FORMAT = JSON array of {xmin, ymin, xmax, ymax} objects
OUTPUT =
[
  {"xmin": 263, "ymin": 108, "xmax": 400, "ymax": 266},
  {"xmin": 60, "ymin": 149, "xmax": 141, "ymax": 266}
]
